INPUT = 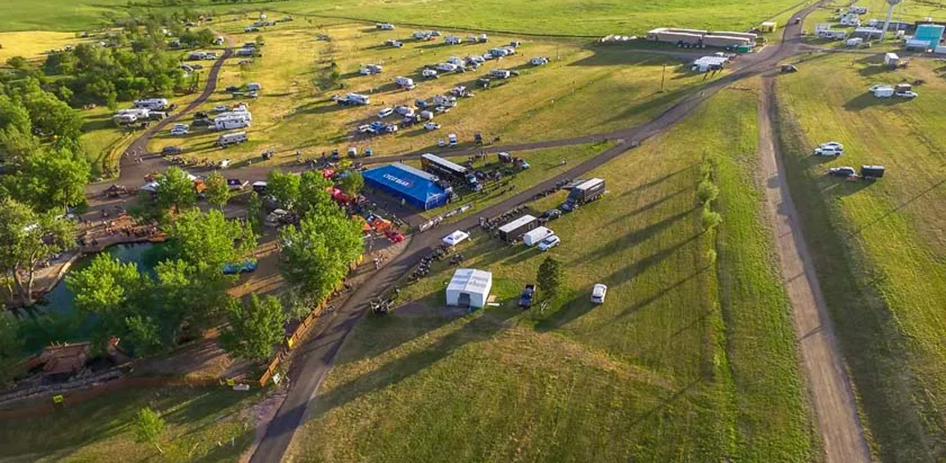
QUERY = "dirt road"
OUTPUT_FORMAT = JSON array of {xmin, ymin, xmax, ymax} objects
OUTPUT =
[{"xmin": 757, "ymin": 76, "xmax": 872, "ymax": 463}]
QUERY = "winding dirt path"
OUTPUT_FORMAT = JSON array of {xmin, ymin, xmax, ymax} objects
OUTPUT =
[{"xmin": 757, "ymin": 76, "xmax": 872, "ymax": 463}]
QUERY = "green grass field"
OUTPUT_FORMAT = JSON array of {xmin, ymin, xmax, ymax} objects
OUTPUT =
[
  {"xmin": 0, "ymin": 386, "xmax": 258, "ymax": 463},
  {"xmin": 150, "ymin": 18, "xmax": 714, "ymax": 167},
  {"xmin": 284, "ymin": 86, "xmax": 814, "ymax": 463},
  {"xmin": 775, "ymin": 53, "xmax": 946, "ymax": 462},
  {"xmin": 2, "ymin": 0, "xmax": 812, "ymax": 36}
]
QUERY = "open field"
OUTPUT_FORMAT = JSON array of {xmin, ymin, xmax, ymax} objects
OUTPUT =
[
  {"xmin": 0, "ymin": 31, "xmax": 84, "ymax": 62},
  {"xmin": 0, "ymin": 386, "xmax": 258, "ymax": 463},
  {"xmin": 195, "ymin": 0, "xmax": 806, "ymax": 37},
  {"xmin": 284, "ymin": 87, "xmax": 814, "ymax": 463},
  {"xmin": 149, "ymin": 18, "xmax": 717, "ymax": 167},
  {"xmin": 775, "ymin": 52, "xmax": 946, "ymax": 461},
  {"xmin": 0, "ymin": 0, "xmax": 128, "ymax": 32}
]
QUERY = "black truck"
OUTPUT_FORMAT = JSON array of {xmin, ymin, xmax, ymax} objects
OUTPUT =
[{"xmin": 562, "ymin": 178, "xmax": 606, "ymax": 211}]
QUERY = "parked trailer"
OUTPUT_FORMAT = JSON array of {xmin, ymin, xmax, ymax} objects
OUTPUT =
[
  {"xmin": 701, "ymin": 35, "xmax": 751, "ymax": 48},
  {"xmin": 217, "ymin": 131, "xmax": 248, "ymax": 147},
  {"xmin": 655, "ymin": 31, "xmax": 703, "ymax": 45},
  {"xmin": 498, "ymin": 215, "xmax": 538, "ymax": 242},
  {"xmin": 861, "ymin": 165, "xmax": 885, "ymax": 179},
  {"xmin": 708, "ymin": 31, "xmax": 757, "ymax": 40},
  {"xmin": 562, "ymin": 178, "xmax": 606, "ymax": 211},
  {"xmin": 523, "ymin": 227, "xmax": 555, "ymax": 247}
]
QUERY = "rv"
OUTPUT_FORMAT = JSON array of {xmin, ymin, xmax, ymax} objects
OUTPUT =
[
  {"xmin": 338, "ymin": 93, "xmax": 371, "ymax": 106},
  {"xmin": 214, "ymin": 117, "xmax": 251, "ymax": 130},
  {"xmin": 436, "ymin": 62, "xmax": 459, "ymax": 72},
  {"xmin": 133, "ymin": 98, "xmax": 169, "ymax": 111},
  {"xmin": 562, "ymin": 178, "xmax": 606, "ymax": 211},
  {"xmin": 395, "ymin": 76, "xmax": 416, "ymax": 89},
  {"xmin": 489, "ymin": 69, "xmax": 512, "ymax": 79},
  {"xmin": 217, "ymin": 131, "xmax": 248, "ymax": 147}
]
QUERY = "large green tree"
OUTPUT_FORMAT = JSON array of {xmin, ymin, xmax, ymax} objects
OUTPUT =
[
  {"xmin": 298, "ymin": 170, "xmax": 335, "ymax": 218},
  {"xmin": 204, "ymin": 171, "xmax": 230, "ymax": 210},
  {"xmin": 537, "ymin": 256, "xmax": 565, "ymax": 301},
  {"xmin": 278, "ymin": 212, "xmax": 362, "ymax": 303},
  {"xmin": 338, "ymin": 170, "xmax": 364, "ymax": 197},
  {"xmin": 165, "ymin": 208, "xmax": 253, "ymax": 272},
  {"xmin": 8, "ymin": 145, "xmax": 90, "ymax": 213},
  {"xmin": 219, "ymin": 295, "xmax": 286, "ymax": 361},
  {"xmin": 266, "ymin": 170, "xmax": 300, "ymax": 211},
  {"xmin": 246, "ymin": 191, "xmax": 263, "ymax": 234},
  {"xmin": 0, "ymin": 198, "xmax": 74, "ymax": 306},
  {"xmin": 155, "ymin": 167, "xmax": 197, "ymax": 215}
]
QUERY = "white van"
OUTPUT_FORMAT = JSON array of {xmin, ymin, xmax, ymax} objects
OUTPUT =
[{"xmin": 448, "ymin": 133, "xmax": 458, "ymax": 146}]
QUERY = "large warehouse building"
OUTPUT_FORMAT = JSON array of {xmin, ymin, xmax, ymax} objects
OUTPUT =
[{"xmin": 363, "ymin": 163, "xmax": 449, "ymax": 210}]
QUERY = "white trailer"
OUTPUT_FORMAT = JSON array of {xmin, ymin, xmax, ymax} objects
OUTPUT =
[
  {"xmin": 339, "ymin": 93, "xmax": 370, "ymax": 105},
  {"xmin": 133, "ymin": 98, "xmax": 169, "ymax": 110},
  {"xmin": 523, "ymin": 227, "xmax": 555, "ymax": 247},
  {"xmin": 217, "ymin": 131, "xmax": 248, "ymax": 147},
  {"xmin": 870, "ymin": 84, "xmax": 894, "ymax": 98},
  {"xmin": 395, "ymin": 76, "xmax": 416, "ymax": 89},
  {"xmin": 214, "ymin": 117, "xmax": 251, "ymax": 130},
  {"xmin": 884, "ymin": 52, "xmax": 899, "ymax": 67}
]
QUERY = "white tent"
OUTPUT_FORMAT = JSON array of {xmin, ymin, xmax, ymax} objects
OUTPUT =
[
  {"xmin": 446, "ymin": 268, "xmax": 492, "ymax": 309},
  {"xmin": 442, "ymin": 230, "xmax": 469, "ymax": 247}
]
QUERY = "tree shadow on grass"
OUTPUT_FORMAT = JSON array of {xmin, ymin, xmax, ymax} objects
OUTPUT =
[
  {"xmin": 576, "ymin": 208, "xmax": 694, "ymax": 265},
  {"xmin": 534, "ymin": 234, "xmax": 701, "ymax": 332},
  {"xmin": 606, "ymin": 185, "xmax": 694, "ymax": 226},
  {"xmin": 301, "ymin": 306, "xmax": 518, "ymax": 423}
]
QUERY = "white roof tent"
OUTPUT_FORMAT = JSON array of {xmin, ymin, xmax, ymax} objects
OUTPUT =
[
  {"xmin": 446, "ymin": 268, "xmax": 493, "ymax": 309},
  {"xmin": 442, "ymin": 230, "xmax": 469, "ymax": 247}
]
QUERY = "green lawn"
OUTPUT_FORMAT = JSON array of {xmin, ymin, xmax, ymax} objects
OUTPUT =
[
  {"xmin": 775, "ymin": 53, "xmax": 946, "ymax": 462},
  {"xmin": 0, "ymin": 0, "xmax": 128, "ymax": 32},
  {"xmin": 0, "ymin": 386, "xmax": 258, "ymax": 463},
  {"xmin": 194, "ymin": 0, "xmax": 806, "ymax": 37},
  {"xmin": 284, "ymin": 86, "xmax": 813, "ymax": 462}
]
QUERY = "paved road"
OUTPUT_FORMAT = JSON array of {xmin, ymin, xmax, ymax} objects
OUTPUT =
[
  {"xmin": 757, "ymin": 77, "xmax": 872, "ymax": 463},
  {"xmin": 246, "ymin": 3, "xmax": 866, "ymax": 463}
]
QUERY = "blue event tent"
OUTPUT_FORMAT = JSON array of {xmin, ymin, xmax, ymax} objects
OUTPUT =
[{"xmin": 363, "ymin": 163, "xmax": 448, "ymax": 210}]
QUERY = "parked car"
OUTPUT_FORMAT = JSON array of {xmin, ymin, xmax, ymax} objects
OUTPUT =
[
  {"xmin": 540, "ymin": 208, "xmax": 562, "ymax": 221},
  {"xmin": 828, "ymin": 166, "xmax": 857, "ymax": 177},
  {"xmin": 819, "ymin": 141, "xmax": 844, "ymax": 150},
  {"xmin": 192, "ymin": 118, "xmax": 214, "ymax": 127},
  {"xmin": 814, "ymin": 145, "xmax": 843, "ymax": 156},
  {"xmin": 423, "ymin": 122, "xmax": 441, "ymax": 130},
  {"xmin": 213, "ymin": 105, "xmax": 230, "ymax": 113},
  {"xmin": 895, "ymin": 90, "xmax": 918, "ymax": 98},
  {"xmin": 537, "ymin": 235, "xmax": 560, "ymax": 251},
  {"xmin": 591, "ymin": 284, "xmax": 608, "ymax": 304},
  {"xmin": 170, "ymin": 127, "xmax": 189, "ymax": 136},
  {"xmin": 378, "ymin": 107, "xmax": 394, "ymax": 118},
  {"xmin": 161, "ymin": 146, "xmax": 183, "ymax": 156}
]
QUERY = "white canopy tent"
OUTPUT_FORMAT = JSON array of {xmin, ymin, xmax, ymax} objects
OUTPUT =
[
  {"xmin": 446, "ymin": 268, "xmax": 492, "ymax": 309},
  {"xmin": 442, "ymin": 230, "xmax": 470, "ymax": 247}
]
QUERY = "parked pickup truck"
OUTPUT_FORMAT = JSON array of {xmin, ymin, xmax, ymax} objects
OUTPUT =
[{"xmin": 519, "ymin": 284, "xmax": 536, "ymax": 308}]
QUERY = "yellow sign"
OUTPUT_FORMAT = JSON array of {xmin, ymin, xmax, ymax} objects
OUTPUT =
[
  {"xmin": 287, "ymin": 337, "xmax": 294, "ymax": 348},
  {"xmin": 226, "ymin": 378, "xmax": 235, "ymax": 387},
  {"xmin": 53, "ymin": 395, "xmax": 64, "ymax": 404}
]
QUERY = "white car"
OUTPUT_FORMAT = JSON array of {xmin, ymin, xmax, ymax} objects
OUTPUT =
[
  {"xmin": 591, "ymin": 284, "xmax": 607, "ymax": 304},
  {"xmin": 813, "ymin": 146, "xmax": 843, "ymax": 156},
  {"xmin": 213, "ymin": 105, "xmax": 230, "ymax": 113},
  {"xmin": 537, "ymin": 235, "xmax": 560, "ymax": 251},
  {"xmin": 438, "ymin": 139, "xmax": 447, "ymax": 147},
  {"xmin": 378, "ymin": 107, "xmax": 394, "ymax": 118},
  {"xmin": 219, "ymin": 158, "xmax": 231, "ymax": 168},
  {"xmin": 423, "ymin": 122, "xmax": 441, "ymax": 130},
  {"xmin": 895, "ymin": 91, "xmax": 918, "ymax": 99},
  {"xmin": 819, "ymin": 141, "xmax": 844, "ymax": 150}
]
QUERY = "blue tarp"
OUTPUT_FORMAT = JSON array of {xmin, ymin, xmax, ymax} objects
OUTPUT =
[{"xmin": 363, "ymin": 163, "xmax": 448, "ymax": 210}]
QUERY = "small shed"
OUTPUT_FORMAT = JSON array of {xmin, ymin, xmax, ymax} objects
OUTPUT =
[
  {"xmin": 884, "ymin": 52, "xmax": 900, "ymax": 66},
  {"xmin": 442, "ymin": 230, "xmax": 469, "ymax": 247},
  {"xmin": 759, "ymin": 22, "xmax": 777, "ymax": 32},
  {"xmin": 39, "ymin": 343, "xmax": 90, "ymax": 379},
  {"xmin": 446, "ymin": 268, "xmax": 493, "ymax": 309}
]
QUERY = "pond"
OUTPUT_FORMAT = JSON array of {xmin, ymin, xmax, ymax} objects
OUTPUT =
[{"xmin": 15, "ymin": 242, "xmax": 165, "ymax": 352}]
